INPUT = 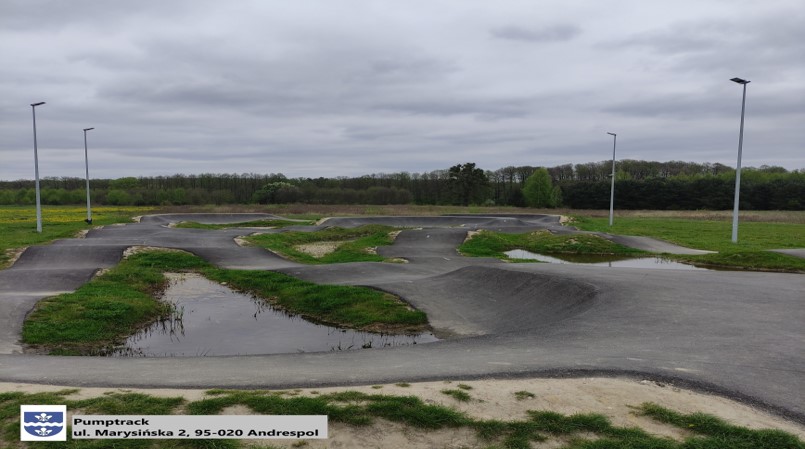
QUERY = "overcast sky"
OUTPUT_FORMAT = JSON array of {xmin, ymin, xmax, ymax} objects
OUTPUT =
[{"xmin": 2, "ymin": 0, "xmax": 803, "ymax": 181}]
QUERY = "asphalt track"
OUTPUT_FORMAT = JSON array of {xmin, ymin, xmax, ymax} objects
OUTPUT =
[{"xmin": 0, "ymin": 213, "xmax": 803, "ymax": 424}]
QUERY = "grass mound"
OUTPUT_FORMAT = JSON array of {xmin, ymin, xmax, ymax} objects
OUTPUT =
[
  {"xmin": 460, "ymin": 230, "xmax": 646, "ymax": 261},
  {"xmin": 247, "ymin": 224, "xmax": 399, "ymax": 264}
]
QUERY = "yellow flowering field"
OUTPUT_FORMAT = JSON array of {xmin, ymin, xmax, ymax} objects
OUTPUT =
[
  {"xmin": 0, "ymin": 205, "xmax": 153, "ymax": 224},
  {"xmin": 0, "ymin": 205, "xmax": 156, "ymax": 269}
]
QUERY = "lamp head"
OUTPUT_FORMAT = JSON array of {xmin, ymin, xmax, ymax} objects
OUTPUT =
[
  {"xmin": 607, "ymin": 132, "xmax": 616, "ymax": 136},
  {"xmin": 31, "ymin": 102, "xmax": 46, "ymax": 107},
  {"xmin": 730, "ymin": 77, "xmax": 750, "ymax": 85},
  {"xmin": 84, "ymin": 127, "xmax": 94, "ymax": 132}
]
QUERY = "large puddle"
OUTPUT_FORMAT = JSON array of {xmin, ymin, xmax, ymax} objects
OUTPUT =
[
  {"xmin": 504, "ymin": 249, "xmax": 707, "ymax": 270},
  {"xmin": 116, "ymin": 274, "xmax": 437, "ymax": 357}
]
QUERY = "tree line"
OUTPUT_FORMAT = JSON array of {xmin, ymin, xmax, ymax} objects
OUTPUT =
[{"xmin": 0, "ymin": 160, "xmax": 802, "ymax": 210}]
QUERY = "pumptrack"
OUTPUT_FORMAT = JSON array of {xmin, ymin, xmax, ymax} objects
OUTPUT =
[{"xmin": 0, "ymin": 213, "xmax": 802, "ymax": 424}]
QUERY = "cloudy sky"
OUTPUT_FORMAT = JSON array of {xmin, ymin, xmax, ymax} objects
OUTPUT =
[{"xmin": 2, "ymin": 0, "xmax": 803, "ymax": 181}]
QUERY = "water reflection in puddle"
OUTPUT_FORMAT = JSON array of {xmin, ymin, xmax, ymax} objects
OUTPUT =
[
  {"xmin": 504, "ymin": 249, "xmax": 707, "ymax": 270},
  {"xmin": 116, "ymin": 273, "xmax": 437, "ymax": 357}
]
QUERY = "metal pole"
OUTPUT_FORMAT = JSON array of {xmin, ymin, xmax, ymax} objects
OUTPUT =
[
  {"xmin": 730, "ymin": 79, "xmax": 749, "ymax": 243},
  {"xmin": 83, "ymin": 128, "xmax": 94, "ymax": 224},
  {"xmin": 31, "ymin": 102, "xmax": 45, "ymax": 233},
  {"xmin": 607, "ymin": 132, "xmax": 617, "ymax": 226}
]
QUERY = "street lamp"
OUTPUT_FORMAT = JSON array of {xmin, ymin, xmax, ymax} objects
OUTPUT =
[
  {"xmin": 730, "ymin": 77, "xmax": 750, "ymax": 243},
  {"xmin": 30, "ymin": 101, "xmax": 46, "ymax": 233},
  {"xmin": 83, "ymin": 127, "xmax": 95, "ymax": 224},
  {"xmin": 607, "ymin": 132, "xmax": 617, "ymax": 226}
]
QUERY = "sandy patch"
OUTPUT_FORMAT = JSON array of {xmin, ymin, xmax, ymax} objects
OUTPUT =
[
  {"xmin": 2, "ymin": 377, "xmax": 802, "ymax": 448},
  {"xmin": 234, "ymin": 237, "xmax": 251, "ymax": 247},
  {"xmin": 464, "ymin": 230, "xmax": 481, "ymax": 243},
  {"xmin": 123, "ymin": 246, "xmax": 189, "ymax": 258},
  {"xmin": 2, "ymin": 247, "xmax": 26, "ymax": 269},
  {"xmin": 295, "ymin": 241, "xmax": 345, "ymax": 258}
]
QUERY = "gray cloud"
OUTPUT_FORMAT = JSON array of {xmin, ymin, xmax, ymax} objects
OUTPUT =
[
  {"xmin": 491, "ymin": 24, "xmax": 582, "ymax": 43},
  {"xmin": 607, "ymin": 8, "xmax": 805, "ymax": 76},
  {"xmin": 1, "ymin": 0, "xmax": 802, "ymax": 182}
]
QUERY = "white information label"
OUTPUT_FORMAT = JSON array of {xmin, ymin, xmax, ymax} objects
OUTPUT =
[{"xmin": 71, "ymin": 415, "xmax": 327, "ymax": 439}]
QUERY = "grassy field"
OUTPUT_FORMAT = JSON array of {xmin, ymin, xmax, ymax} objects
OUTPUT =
[
  {"xmin": 572, "ymin": 216, "xmax": 805, "ymax": 272},
  {"xmin": 0, "ymin": 205, "xmax": 154, "ymax": 268},
  {"xmin": 571, "ymin": 217, "xmax": 805, "ymax": 252},
  {"xmin": 22, "ymin": 250, "xmax": 427, "ymax": 355},
  {"xmin": 1, "ymin": 388, "xmax": 801, "ymax": 449}
]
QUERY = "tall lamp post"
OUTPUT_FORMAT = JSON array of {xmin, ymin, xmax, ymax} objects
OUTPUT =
[
  {"xmin": 730, "ymin": 77, "xmax": 750, "ymax": 243},
  {"xmin": 607, "ymin": 132, "xmax": 617, "ymax": 226},
  {"xmin": 83, "ymin": 127, "xmax": 95, "ymax": 224},
  {"xmin": 30, "ymin": 101, "xmax": 46, "ymax": 233}
]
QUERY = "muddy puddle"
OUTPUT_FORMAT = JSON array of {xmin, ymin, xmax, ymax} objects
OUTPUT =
[
  {"xmin": 504, "ymin": 249, "xmax": 708, "ymax": 270},
  {"xmin": 115, "ymin": 273, "xmax": 437, "ymax": 357}
]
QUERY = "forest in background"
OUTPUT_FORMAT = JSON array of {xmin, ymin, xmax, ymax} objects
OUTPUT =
[{"xmin": 0, "ymin": 160, "xmax": 802, "ymax": 210}]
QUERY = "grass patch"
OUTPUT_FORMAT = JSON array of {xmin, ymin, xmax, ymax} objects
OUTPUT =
[
  {"xmin": 572, "ymin": 217, "xmax": 805, "ymax": 272},
  {"xmin": 204, "ymin": 268, "xmax": 427, "ymax": 332},
  {"xmin": 675, "ymin": 250, "xmax": 805, "ymax": 273},
  {"xmin": 22, "ymin": 250, "xmax": 204, "ymax": 355},
  {"xmin": 0, "ymin": 205, "xmax": 154, "ymax": 269},
  {"xmin": 175, "ymin": 219, "xmax": 315, "ymax": 230},
  {"xmin": 1, "ymin": 389, "xmax": 802, "ymax": 449},
  {"xmin": 246, "ymin": 224, "xmax": 399, "ymax": 264},
  {"xmin": 441, "ymin": 389, "xmax": 472, "ymax": 402},
  {"xmin": 514, "ymin": 390, "xmax": 536, "ymax": 400},
  {"xmin": 639, "ymin": 402, "xmax": 805, "ymax": 449},
  {"xmin": 22, "ymin": 250, "xmax": 427, "ymax": 354},
  {"xmin": 460, "ymin": 229, "xmax": 647, "ymax": 260}
]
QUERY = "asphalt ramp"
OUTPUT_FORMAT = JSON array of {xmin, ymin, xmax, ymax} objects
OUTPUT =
[{"xmin": 384, "ymin": 266, "xmax": 599, "ymax": 337}]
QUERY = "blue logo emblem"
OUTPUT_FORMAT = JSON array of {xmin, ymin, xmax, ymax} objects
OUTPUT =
[{"xmin": 23, "ymin": 411, "xmax": 65, "ymax": 438}]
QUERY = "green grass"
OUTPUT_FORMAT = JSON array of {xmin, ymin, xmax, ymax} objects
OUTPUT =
[
  {"xmin": 22, "ymin": 250, "xmax": 208, "ymax": 355},
  {"xmin": 441, "ymin": 389, "xmax": 473, "ymax": 402},
  {"xmin": 514, "ymin": 391, "xmax": 536, "ymax": 400},
  {"xmin": 459, "ymin": 229, "xmax": 647, "ymax": 261},
  {"xmin": 0, "ymin": 205, "xmax": 154, "ymax": 269},
  {"xmin": 246, "ymin": 224, "xmax": 399, "ymax": 264},
  {"xmin": 175, "ymin": 219, "xmax": 315, "ymax": 230},
  {"xmin": 1, "ymin": 389, "xmax": 802, "ymax": 449},
  {"xmin": 571, "ymin": 217, "xmax": 805, "ymax": 252},
  {"xmin": 204, "ymin": 268, "xmax": 426, "ymax": 331},
  {"xmin": 639, "ymin": 402, "xmax": 805, "ymax": 449},
  {"xmin": 22, "ymin": 250, "xmax": 428, "ymax": 354},
  {"xmin": 572, "ymin": 217, "xmax": 805, "ymax": 272},
  {"xmin": 676, "ymin": 251, "xmax": 805, "ymax": 272}
]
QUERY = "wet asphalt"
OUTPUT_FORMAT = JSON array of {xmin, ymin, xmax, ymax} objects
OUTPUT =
[{"xmin": 0, "ymin": 213, "xmax": 802, "ymax": 423}]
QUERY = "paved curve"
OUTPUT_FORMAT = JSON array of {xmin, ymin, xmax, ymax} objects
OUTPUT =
[{"xmin": 0, "ymin": 213, "xmax": 803, "ymax": 424}]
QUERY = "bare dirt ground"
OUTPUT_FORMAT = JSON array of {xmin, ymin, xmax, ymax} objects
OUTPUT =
[
  {"xmin": 3, "ymin": 377, "xmax": 803, "ymax": 448},
  {"xmin": 295, "ymin": 241, "xmax": 346, "ymax": 258}
]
